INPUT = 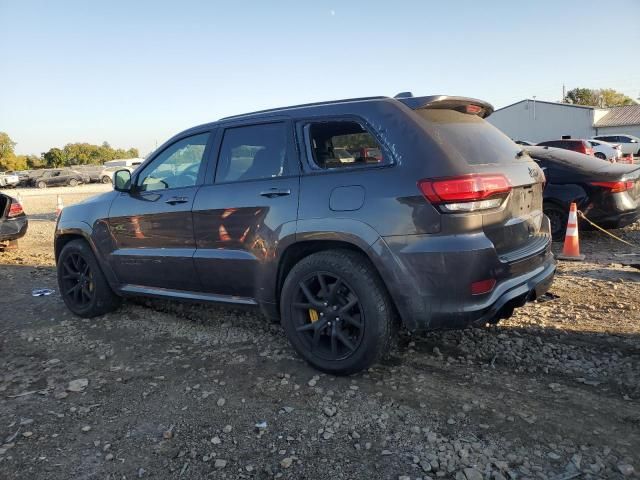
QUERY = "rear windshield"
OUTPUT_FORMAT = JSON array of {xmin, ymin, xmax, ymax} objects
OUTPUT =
[{"xmin": 416, "ymin": 109, "xmax": 521, "ymax": 165}]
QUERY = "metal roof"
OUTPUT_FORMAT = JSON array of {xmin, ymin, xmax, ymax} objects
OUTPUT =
[
  {"xmin": 594, "ymin": 105, "xmax": 640, "ymax": 127},
  {"xmin": 494, "ymin": 99, "xmax": 596, "ymax": 112}
]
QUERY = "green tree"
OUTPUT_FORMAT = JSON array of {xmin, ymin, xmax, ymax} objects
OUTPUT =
[
  {"xmin": 24, "ymin": 154, "xmax": 46, "ymax": 169},
  {"xmin": 43, "ymin": 141, "xmax": 139, "ymax": 167},
  {"xmin": 599, "ymin": 89, "xmax": 636, "ymax": 107},
  {"xmin": 43, "ymin": 147, "xmax": 67, "ymax": 167},
  {"xmin": 564, "ymin": 87, "xmax": 636, "ymax": 107},
  {"xmin": 564, "ymin": 88, "xmax": 599, "ymax": 106},
  {"xmin": 0, "ymin": 132, "xmax": 19, "ymax": 171}
]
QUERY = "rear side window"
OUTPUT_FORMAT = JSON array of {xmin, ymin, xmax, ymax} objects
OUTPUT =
[
  {"xmin": 216, "ymin": 123, "xmax": 288, "ymax": 183},
  {"xmin": 416, "ymin": 109, "xmax": 520, "ymax": 165},
  {"xmin": 304, "ymin": 120, "xmax": 386, "ymax": 169}
]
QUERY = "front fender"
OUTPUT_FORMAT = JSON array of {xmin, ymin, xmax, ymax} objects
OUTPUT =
[{"xmin": 55, "ymin": 220, "xmax": 120, "ymax": 289}]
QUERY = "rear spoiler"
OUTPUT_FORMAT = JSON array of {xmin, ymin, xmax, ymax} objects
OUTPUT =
[{"xmin": 393, "ymin": 93, "xmax": 494, "ymax": 118}]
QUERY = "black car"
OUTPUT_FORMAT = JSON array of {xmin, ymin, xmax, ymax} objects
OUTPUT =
[
  {"xmin": 0, "ymin": 193, "xmax": 28, "ymax": 244},
  {"xmin": 54, "ymin": 93, "xmax": 555, "ymax": 374},
  {"xmin": 30, "ymin": 169, "xmax": 90, "ymax": 188},
  {"xmin": 528, "ymin": 146, "xmax": 640, "ymax": 239}
]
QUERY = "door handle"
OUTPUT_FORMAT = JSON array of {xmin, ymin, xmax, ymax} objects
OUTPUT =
[
  {"xmin": 260, "ymin": 188, "xmax": 291, "ymax": 198},
  {"xmin": 165, "ymin": 196, "xmax": 189, "ymax": 205}
]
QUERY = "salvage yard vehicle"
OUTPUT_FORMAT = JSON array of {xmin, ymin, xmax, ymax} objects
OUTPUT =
[
  {"xmin": 537, "ymin": 139, "xmax": 594, "ymax": 156},
  {"xmin": 0, "ymin": 172, "xmax": 20, "ymax": 188},
  {"xmin": 593, "ymin": 134, "xmax": 640, "ymax": 157},
  {"xmin": 528, "ymin": 146, "xmax": 640, "ymax": 239},
  {"xmin": 54, "ymin": 93, "xmax": 555, "ymax": 374},
  {"xmin": 588, "ymin": 139, "xmax": 623, "ymax": 162},
  {"xmin": 0, "ymin": 193, "xmax": 28, "ymax": 244},
  {"xmin": 31, "ymin": 168, "xmax": 90, "ymax": 188}
]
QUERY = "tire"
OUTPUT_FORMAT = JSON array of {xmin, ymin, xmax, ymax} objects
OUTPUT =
[
  {"xmin": 280, "ymin": 249, "xmax": 396, "ymax": 375},
  {"xmin": 57, "ymin": 239, "xmax": 122, "ymax": 317},
  {"xmin": 102, "ymin": 175, "xmax": 112, "ymax": 184},
  {"xmin": 594, "ymin": 152, "xmax": 606, "ymax": 160},
  {"xmin": 68, "ymin": 178, "xmax": 78, "ymax": 187},
  {"xmin": 37, "ymin": 181, "xmax": 47, "ymax": 189},
  {"xmin": 544, "ymin": 203, "xmax": 568, "ymax": 241}
]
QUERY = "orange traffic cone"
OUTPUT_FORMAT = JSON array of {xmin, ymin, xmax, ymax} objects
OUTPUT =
[
  {"xmin": 55, "ymin": 195, "xmax": 64, "ymax": 217},
  {"xmin": 556, "ymin": 202, "xmax": 585, "ymax": 261}
]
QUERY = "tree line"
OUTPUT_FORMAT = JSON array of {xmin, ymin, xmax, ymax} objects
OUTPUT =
[
  {"xmin": 563, "ymin": 87, "xmax": 636, "ymax": 107},
  {"xmin": 0, "ymin": 132, "xmax": 139, "ymax": 171}
]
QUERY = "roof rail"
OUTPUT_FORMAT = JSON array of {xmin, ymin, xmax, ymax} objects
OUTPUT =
[{"xmin": 219, "ymin": 96, "xmax": 387, "ymax": 121}]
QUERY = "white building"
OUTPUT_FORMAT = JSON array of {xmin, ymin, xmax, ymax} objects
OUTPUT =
[{"xmin": 488, "ymin": 99, "xmax": 640, "ymax": 143}]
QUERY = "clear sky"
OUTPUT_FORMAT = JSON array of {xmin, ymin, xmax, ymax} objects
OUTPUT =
[{"xmin": 2, "ymin": 0, "xmax": 639, "ymax": 156}]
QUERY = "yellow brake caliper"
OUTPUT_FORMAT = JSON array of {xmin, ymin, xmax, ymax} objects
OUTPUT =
[{"xmin": 308, "ymin": 308, "xmax": 319, "ymax": 323}]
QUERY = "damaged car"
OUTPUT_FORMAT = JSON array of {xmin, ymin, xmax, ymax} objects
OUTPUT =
[
  {"xmin": 0, "ymin": 193, "xmax": 28, "ymax": 245},
  {"xmin": 55, "ymin": 93, "xmax": 555, "ymax": 374}
]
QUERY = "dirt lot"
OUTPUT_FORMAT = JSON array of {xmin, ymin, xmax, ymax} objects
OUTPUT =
[{"xmin": 1, "ymin": 187, "xmax": 639, "ymax": 480}]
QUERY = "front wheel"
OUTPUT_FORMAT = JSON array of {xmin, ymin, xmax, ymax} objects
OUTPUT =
[
  {"xmin": 37, "ymin": 181, "xmax": 47, "ymax": 189},
  {"xmin": 68, "ymin": 178, "xmax": 78, "ymax": 187},
  {"xmin": 101, "ymin": 175, "xmax": 112, "ymax": 184},
  {"xmin": 280, "ymin": 249, "xmax": 396, "ymax": 375},
  {"xmin": 57, "ymin": 239, "xmax": 122, "ymax": 317},
  {"xmin": 594, "ymin": 152, "xmax": 606, "ymax": 160}
]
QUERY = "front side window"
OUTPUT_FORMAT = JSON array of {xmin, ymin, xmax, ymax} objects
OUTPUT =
[
  {"xmin": 137, "ymin": 133, "xmax": 209, "ymax": 191},
  {"xmin": 305, "ymin": 120, "xmax": 385, "ymax": 169},
  {"xmin": 216, "ymin": 123, "xmax": 288, "ymax": 183}
]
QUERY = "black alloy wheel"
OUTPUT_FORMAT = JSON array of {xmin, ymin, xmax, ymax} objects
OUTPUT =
[
  {"xmin": 57, "ymin": 239, "xmax": 121, "ymax": 317},
  {"xmin": 60, "ymin": 252, "xmax": 95, "ymax": 309},
  {"xmin": 292, "ymin": 272, "xmax": 364, "ymax": 361}
]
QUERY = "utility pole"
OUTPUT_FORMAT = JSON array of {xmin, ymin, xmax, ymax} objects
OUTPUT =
[
  {"xmin": 532, "ymin": 96, "xmax": 536, "ymax": 120},
  {"xmin": 562, "ymin": 84, "xmax": 566, "ymax": 103}
]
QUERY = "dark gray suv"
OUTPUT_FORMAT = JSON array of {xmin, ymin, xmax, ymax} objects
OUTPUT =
[{"xmin": 54, "ymin": 94, "xmax": 555, "ymax": 374}]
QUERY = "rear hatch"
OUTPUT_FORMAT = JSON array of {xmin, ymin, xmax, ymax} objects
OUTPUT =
[{"xmin": 414, "ymin": 106, "xmax": 547, "ymax": 259}]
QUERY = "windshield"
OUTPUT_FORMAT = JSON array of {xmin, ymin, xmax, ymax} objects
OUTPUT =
[{"xmin": 416, "ymin": 109, "xmax": 521, "ymax": 165}]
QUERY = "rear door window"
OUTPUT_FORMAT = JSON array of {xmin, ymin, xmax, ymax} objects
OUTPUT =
[
  {"xmin": 416, "ymin": 109, "xmax": 520, "ymax": 165},
  {"xmin": 303, "ymin": 120, "xmax": 388, "ymax": 169},
  {"xmin": 216, "ymin": 123, "xmax": 289, "ymax": 183}
]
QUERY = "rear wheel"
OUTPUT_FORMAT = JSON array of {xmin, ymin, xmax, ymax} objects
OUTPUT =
[
  {"xmin": 57, "ymin": 239, "xmax": 121, "ymax": 317},
  {"xmin": 544, "ymin": 203, "xmax": 568, "ymax": 241},
  {"xmin": 37, "ymin": 180, "xmax": 47, "ymax": 189},
  {"xmin": 594, "ymin": 152, "xmax": 606, "ymax": 160},
  {"xmin": 280, "ymin": 249, "xmax": 396, "ymax": 375},
  {"xmin": 68, "ymin": 178, "xmax": 78, "ymax": 187}
]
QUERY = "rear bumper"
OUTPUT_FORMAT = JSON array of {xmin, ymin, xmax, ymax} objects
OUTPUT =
[
  {"xmin": 0, "ymin": 217, "xmax": 28, "ymax": 242},
  {"xmin": 584, "ymin": 208, "xmax": 639, "ymax": 230},
  {"xmin": 370, "ymin": 219, "xmax": 556, "ymax": 331}
]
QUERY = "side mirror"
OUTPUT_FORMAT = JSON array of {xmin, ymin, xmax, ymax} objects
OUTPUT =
[{"xmin": 113, "ymin": 169, "xmax": 132, "ymax": 192}]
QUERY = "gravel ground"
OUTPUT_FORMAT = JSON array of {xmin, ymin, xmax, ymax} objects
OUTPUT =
[{"xmin": 0, "ymin": 189, "xmax": 639, "ymax": 480}]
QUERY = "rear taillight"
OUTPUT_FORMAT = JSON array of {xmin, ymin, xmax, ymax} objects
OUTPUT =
[
  {"xmin": 8, "ymin": 201, "xmax": 24, "ymax": 217},
  {"xmin": 585, "ymin": 147, "xmax": 594, "ymax": 155},
  {"xmin": 418, "ymin": 174, "xmax": 511, "ymax": 212},
  {"xmin": 590, "ymin": 181, "xmax": 634, "ymax": 192}
]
